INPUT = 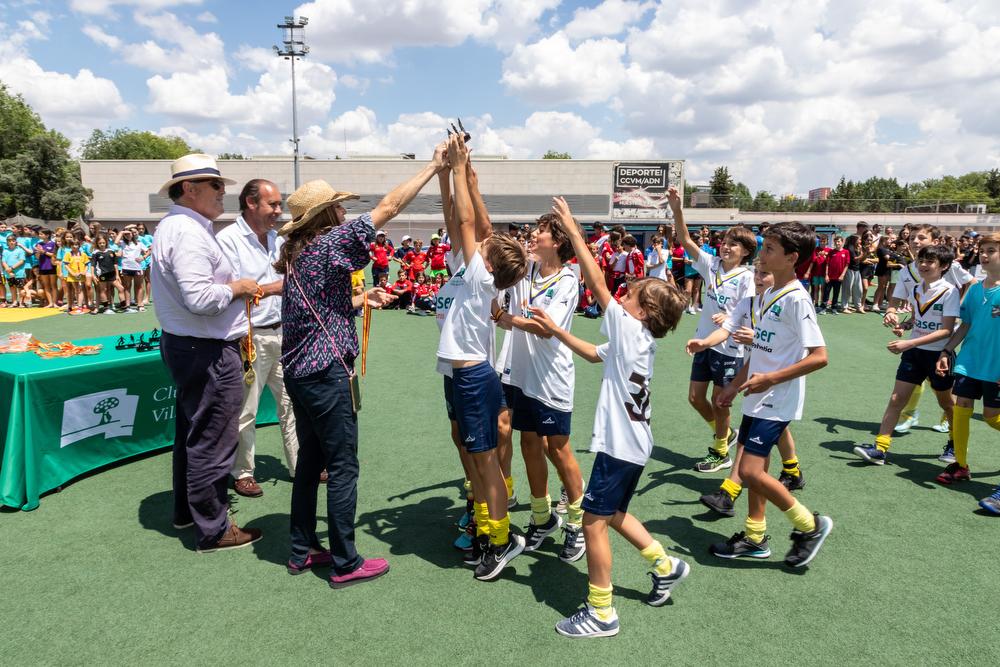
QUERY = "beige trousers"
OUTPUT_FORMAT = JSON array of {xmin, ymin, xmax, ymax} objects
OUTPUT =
[{"xmin": 232, "ymin": 327, "xmax": 299, "ymax": 479}]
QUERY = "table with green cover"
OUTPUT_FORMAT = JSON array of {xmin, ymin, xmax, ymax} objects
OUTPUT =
[{"xmin": 0, "ymin": 333, "xmax": 277, "ymax": 510}]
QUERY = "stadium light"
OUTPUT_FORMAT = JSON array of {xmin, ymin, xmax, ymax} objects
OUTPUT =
[{"xmin": 274, "ymin": 16, "xmax": 309, "ymax": 189}]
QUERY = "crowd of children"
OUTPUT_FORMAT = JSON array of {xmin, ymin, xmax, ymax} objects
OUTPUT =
[{"xmin": 0, "ymin": 221, "xmax": 152, "ymax": 314}]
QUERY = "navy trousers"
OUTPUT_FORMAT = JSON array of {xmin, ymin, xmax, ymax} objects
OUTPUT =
[
  {"xmin": 285, "ymin": 362, "xmax": 364, "ymax": 576},
  {"xmin": 160, "ymin": 332, "xmax": 243, "ymax": 549}
]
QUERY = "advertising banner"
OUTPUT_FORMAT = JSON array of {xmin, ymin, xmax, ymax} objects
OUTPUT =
[{"xmin": 611, "ymin": 161, "xmax": 684, "ymax": 219}]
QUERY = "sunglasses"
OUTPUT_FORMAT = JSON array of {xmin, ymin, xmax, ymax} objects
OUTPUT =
[{"xmin": 190, "ymin": 179, "xmax": 224, "ymax": 191}]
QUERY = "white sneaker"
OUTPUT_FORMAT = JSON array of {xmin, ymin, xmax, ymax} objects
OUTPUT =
[
  {"xmin": 931, "ymin": 419, "xmax": 951, "ymax": 434},
  {"xmin": 894, "ymin": 413, "xmax": 920, "ymax": 434}
]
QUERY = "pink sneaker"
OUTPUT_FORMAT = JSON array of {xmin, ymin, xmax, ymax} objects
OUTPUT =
[
  {"xmin": 329, "ymin": 558, "xmax": 389, "ymax": 589},
  {"xmin": 287, "ymin": 550, "xmax": 333, "ymax": 575}
]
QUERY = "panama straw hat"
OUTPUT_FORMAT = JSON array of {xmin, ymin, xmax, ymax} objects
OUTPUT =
[
  {"xmin": 278, "ymin": 180, "xmax": 359, "ymax": 236},
  {"xmin": 157, "ymin": 153, "xmax": 237, "ymax": 197}
]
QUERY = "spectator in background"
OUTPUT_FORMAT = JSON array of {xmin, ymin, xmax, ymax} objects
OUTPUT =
[
  {"xmin": 390, "ymin": 269, "xmax": 413, "ymax": 310},
  {"xmin": 394, "ymin": 235, "xmax": 413, "ymax": 262},
  {"xmin": 810, "ymin": 235, "xmax": 829, "ymax": 308},
  {"xmin": 622, "ymin": 235, "xmax": 644, "ymax": 280},
  {"xmin": 646, "ymin": 234, "xmax": 671, "ymax": 284},
  {"xmin": 411, "ymin": 272, "xmax": 435, "ymax": 313},
  {"xmin": 2, "ymin": 234, "xmax": 28, "ymax": 307},
  {"xmin": 588, "ymin": 222, "xmax": 606, "ymax": 245},
  {"xmin": 34, "ymin": 228, "xmax": 58, "ymax": 308},
  {"xmin": 369, "ymin": 230, "xmax": 393, "ymax": 286},
  {"xmin": 426, "ymin": 233, "xmax": 451, "ymax": 278},
  {"xmin": 404, "ymin": 238, "xmax": 428, "ymax": 280}
]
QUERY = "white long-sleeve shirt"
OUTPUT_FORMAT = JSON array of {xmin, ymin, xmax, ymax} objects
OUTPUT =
[{"xmin": 151, "ymin": 204, "xmax": 246, "ymax": 340}]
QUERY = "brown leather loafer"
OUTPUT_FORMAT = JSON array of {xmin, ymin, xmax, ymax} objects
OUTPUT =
[
  {"xmin": 234, "ymin": 476, "xmax": 263, "ymax": 497},
  {"xmin": 197, "ymin": 523, "xmax": 263, "ymax": 553}
]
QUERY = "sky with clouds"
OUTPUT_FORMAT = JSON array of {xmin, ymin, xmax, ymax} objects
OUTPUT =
[{"xmin": 1, "ymin": 0, "xmax": 999, "ymax": 195}]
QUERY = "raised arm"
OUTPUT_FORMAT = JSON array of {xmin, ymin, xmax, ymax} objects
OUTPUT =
[
  {"xmin": 438, "ymin": 169, "xmax": 460, "ymax": 256},
  {"xmin": 667, "ymin": 186, "xmax": 700, "ymax": 259},
  {"xmin": 467, "ymin": 161, "xmax": 493, "ymax": 242},
  {"xmin": 371, "ymin": 141, "xmax": 448, "ymax": 229},
  {"xmin": 448, "ymin": 134, "xmax": 477, "ymax": 266},
  {"xmin": 527, "ymin": 306, "xmax": 601, "ymax": 363},
  {"xmin": 552, "ymin": 196, "xmax": 611, "ymax": 308}
]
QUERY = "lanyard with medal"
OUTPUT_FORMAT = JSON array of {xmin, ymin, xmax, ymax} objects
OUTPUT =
[{"xmin": 524, "ymin": 265, "xmax": 566, "ymax": 318}]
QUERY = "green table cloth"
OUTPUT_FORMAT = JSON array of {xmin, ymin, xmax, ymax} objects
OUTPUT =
[{"xmin": 0, "ymin": 333, "xmax": 277, "ymax": 510}]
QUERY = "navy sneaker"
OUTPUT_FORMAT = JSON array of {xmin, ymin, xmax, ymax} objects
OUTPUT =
[
  {"xmin": 523, "ymin": 512, "xmax": 562, "ymax": 553},
  {"xmin": 853, "ymin": 444, "xmax": 886, "ymax": 465},
  {"xmin": 555, "ymin": 605, "xmax": 620, "ymax": 638},
  {"xmin": 784, "ymin": 514, "xmax": 833, "ymax": 568},
  {"xmin": 699, "ymin": 489, "xmax": 736, "ymax": 517},
  {"xmin": 710, "ymin": 531, "xmax": 771, "ymax": 559},
  {"xmin": 938, "ymin": 441, "xmax": 956, "ymax": 464},
  {"xmin": 779, "ymin": 468, "xmax": 806, "ymax": 491},
  {"xmin": 558, "ymin": 524, "xmax": 586, "ymax": 563},
  {"xmin": 645, "ymin": 557, "xmax": 690, "ymax": 607}
]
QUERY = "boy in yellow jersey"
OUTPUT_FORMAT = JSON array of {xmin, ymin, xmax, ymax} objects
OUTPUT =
[
  {"xmin": 671, "ymin": 193, "xmax": 756, "ymax": 474},
  {"xmin": 711, "ymin": 221, "xmax": 832, "ymax": 566},
  {"xmin": 531, "ymin": 193, "xmax": 690, "ymax": 638},
  {"xmin": 934, "ymin": 233, "xmax": 1000, "ymax": 500},
  {"xmin": 885, "ymin": 224, "xmax": 974, "ymax": 450},
  {"xmin": 687, "ymin": 266, "xmax": 806, "ymax": 517},
  {"xmin": 854, "ymin": 245, "xmax": 959, "ymax": 466}
]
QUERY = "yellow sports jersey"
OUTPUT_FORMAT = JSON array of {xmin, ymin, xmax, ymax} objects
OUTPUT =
[
  {"xmin": 64, "ymin": 252, "xmax": 90, "ymax": 277},
  {"xmin": 351, "ymin": 270, "xmax": 365, "ymax": 293}
]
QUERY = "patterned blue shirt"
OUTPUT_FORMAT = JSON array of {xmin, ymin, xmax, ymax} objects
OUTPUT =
[{"xmin": 281, "ymin": 213, "xmax": 374, "ymax": 378}]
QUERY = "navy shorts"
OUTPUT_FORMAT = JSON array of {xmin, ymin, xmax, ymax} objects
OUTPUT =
[
  {"xmin": 952, "ymin": 374, "xmax": 1000, "ymax": 409},
  {"xmin": 896, "ymin": 347, "xmax": 954, "ymax": 392},
  {"xmin": 690, "ymin": 349, "xmax": 744, "ymax": 386},
  {"xmin": 443, "ymin": 374, "xmax": 456, "ymax": 421},
  {"xmin": 581, "ymin": 452, "xmax": 644, "ymax": 516},
  {"xmin": 501, "ymin": 379, "xmax": 517, "ymax": 411},
  {"xmin": 737, "ymin": 415, "xmax": 790, "ymax": 458},
  {"xmin": 451, "ymin": 361, "xmax": 501, "ymax": 454},
  {"xmin": 511, "ymin": 392, "xmax": 572, "ymax": 436}
]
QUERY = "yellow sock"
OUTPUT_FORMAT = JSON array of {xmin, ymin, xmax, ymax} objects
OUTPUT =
[
  {"xmin": 952, "ymin": 406, "xmax": 973, "ymax": 468},
  {"xmin": 784, "ymin": 500, "xmax": 816, "ymax": 533},
  {"xmin": 504, "ymin": 475, "xmax": 514, "ymax": 499},
  {"xmin": 744, "ymin": 516, "xmax": 766, "ymax": 544},
  {"xmin": 713, "ymin": 433, "xmax": 730, "ymax": 457},
  {"xmin": 782, "ymin": 457, "xmax": 801, "ymax": 477},
  {"xmin": 566, "ymin": 495, "xmax": 584, "ymax": 528},
  {"xmin": 986, "ymin": 413, "xmax": 1000, "ymax": 432},
  {"xmin": 875, "ymin": 434, "xmax": 892, "ymax": 452},
  {"xmin": 901, "ymin": 383, "xmax": 924, "ymax": 418},
  {"xmin": 587, "ymin": 583, "xmax": 614, "ymax": 620},
  {"xmin": 487, "ymin": 515, "xmax": 511, "ymax": 546},
  {"xmin": 721, "ymin": 478, "xmax": 742, "ymax": 500},
  {"xmin": 464, "ymin": 479, "xmax": 473, "ymax": 500},
  {"xmin": 639, "ymin": 541, "xmax": 674, "ymax": 575},
  {"xmin": 530, "ymin": 495, "xmax": 552, "ymax": 526},
  {"xmin": 475, "ymin": 501, "xmax": 490, "ymax": 537}
]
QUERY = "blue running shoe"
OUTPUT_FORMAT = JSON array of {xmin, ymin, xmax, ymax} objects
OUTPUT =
[
  {"xmin": 453, "ymin": 530, "xmax": 473, "ymax": 552},
  {"xmin": 979, "ymin": 488, "xmax": 1000, "ymax": 515},
  {"xmin": 457, "ymin": 510, "xmax": 472, "ymax": 531},
  {"xmin": 853, "ymin": 444, "xmax": 886, "ymax": 465},
  {"xmin": 555, "ymin": 605, "xmax": 620, "ymax": 638}
]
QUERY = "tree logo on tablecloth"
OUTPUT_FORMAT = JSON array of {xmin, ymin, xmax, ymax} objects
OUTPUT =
[{"xmin": 60, "ymin": 388, "xmax": 139, "ymax": 448}]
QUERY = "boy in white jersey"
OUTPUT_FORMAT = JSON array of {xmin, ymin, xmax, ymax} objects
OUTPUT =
[
  {"xmin": 885, "ymin": 224, "xmax": 974, "ymax": 443},
  {"xmin": 687, "ymin": 266, "xmax": 806, "ymax": 517},
  {"xmin": 437, "ymin": 134, "xmax": 528, "ymax": 581},
  {"xmin": 935, "ymin": 233, "xmax": 1000, "ymax": 507},
  {"xmin": 668, "ymin": 188, "xmax": 757, "ymax": 474},
  {"xmin": 854, "ymin": 245, "xmax": 959, "ymax": 467},
  {"xmin": 496, "ymin": 214, "xmax": 586, "ymax": 562},
  {"xmin": 711, "ymin": 222, "xmax": 832, "ymax": 567},
  {"xmin": 530, "ymin": 197, "xmax": 691, "ymax": 639}
]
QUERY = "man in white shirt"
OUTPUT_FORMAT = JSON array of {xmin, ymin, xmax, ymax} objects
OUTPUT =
[
  {"xmin": 216, "ymin": 180, "xmax": 300, "ymax": 498},
  {"xmin": 152, "ymin": 154, "xmax": 264, "ymax": 553}
]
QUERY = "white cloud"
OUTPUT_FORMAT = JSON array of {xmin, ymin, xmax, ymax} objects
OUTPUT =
[
  {"xmin": 195, "ymin": 10, "xmax": 215, "ymax": 23},
  {"xmin": 69, "ymin": 0, "xmax": 202, "ymax": 15},
  {"xmin": 82, "ymin": 24, "xmax": 122, "ymax": 49},
  {"xmin": 563, "ymin": 0, "xmax": 652, "ymax": 41},
  {"xmin": 501, "ymin": 33, "xmax": 626, "ymax": 106}
]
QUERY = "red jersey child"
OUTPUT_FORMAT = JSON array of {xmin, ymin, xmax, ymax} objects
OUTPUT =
[
  {"xmin": 390, "ymin": 270, "xmax": 413, "ymax": 309},
  {"xmin": 412, "ymin": 273, "xmax": 434, "ymax": 312},
  {"xmin": 370, "ymin": 231, "xmax": 393, "ymax": 281},
  {"xmin": 425, "ymin": 234, "xmax": 451, "ymax": 278},
  {"xmin": 623, "ymin": 236, "xmax": 644, "ymax": 279},
  {"xmin": 403, "ymin": 239, "xmax": 428, "ymax": 281}
]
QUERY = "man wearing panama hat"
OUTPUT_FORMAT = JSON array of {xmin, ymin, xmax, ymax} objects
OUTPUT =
[
  {"xmin": 274, "ymin": 142, "xmax": 447, "ymax": 587},
  {"xmin": 151, "ymin": 154, "xmax": 265, "ymax": 553}
]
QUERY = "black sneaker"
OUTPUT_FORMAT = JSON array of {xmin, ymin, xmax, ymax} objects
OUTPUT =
[
  {"xmin": 558, "ymin": 524, "xmax": 586, "ymax": 563},
  {"xmin": 709, "ymin": 531, "xmax": 771, "ymax": 559},
  {"xmin": 779, "ymin": 468, "xmax": 806, "ymax": 491},
  {"xmin": 463, "ymin": 534, "xmax": 489, "ymax": 566},
  {"xmin": 645, "ymin": 557, "xmax": 690, "ymax": 607},
  {"xmin": 474, "ymin": 534, "xmax": 525, "ymax": 581},
  {"xmin": 784, "ymin": 514, "xmax": 833, "ymax": 568},
  {"xmin": 524, "ymin": 512, "xmax": 562, "ymax": 552},
  {"xmin": 699, "ymin": 489, "xmax": 735, "ymax": 517}
]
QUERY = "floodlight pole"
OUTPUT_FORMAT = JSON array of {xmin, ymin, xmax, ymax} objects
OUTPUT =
[{"xmin": 274, "ymin": 15, "xmax": 309, "ymax": 189}]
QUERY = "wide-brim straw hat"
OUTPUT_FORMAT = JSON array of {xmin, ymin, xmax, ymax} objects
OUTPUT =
[
  {"xmin": 157, "ymin": 153, "xmax": 236, "ymax": 197},
  {"xmin": 279, "ymin": 180, "xmax": 359, "ymax": 237}
]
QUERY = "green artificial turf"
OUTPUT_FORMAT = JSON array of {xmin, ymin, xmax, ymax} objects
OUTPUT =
[{"xmin": 2, "ymin": 306, "xmax": 999, "ymax": 665}]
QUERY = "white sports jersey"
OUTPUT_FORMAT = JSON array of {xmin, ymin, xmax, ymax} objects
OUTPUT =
[
  {"xmin": 507, "ymin": 263, "xmax": 579, "ymax": 411},
  {"xmin": 725, "ymin": 294, "xmax": 753, "ymax": 330},
  {"xmin": 693, "ymin": 252, "xmax": 755, "ymax": 358},
  {"xmin": 496, "ymin": 284, "xmax": 518, "ymax": 385},
  {"xmin": 434, "ymin": 250, "xmax": 464, "ymax": 377},
  {"xmin": 647, "ymin": 248, "xmax": 669, "ymax": 280},
  {"xmin": 611, "ymin": 251, "xmax": 627, "ymax": 272},
  {"xmin": 892, "ymin": 260, "xmax": 972, "ymax": 300},
  {"xmin": 905, "ymin": 278, "xmax": 960, "ymax": 352},
  {"xmin": 724, "ymin": 281, "xmax": 825, "ymax": 422},
  {"xmin": 592, "ymin": 301, "xmax": 657, "ymax": 466}
]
